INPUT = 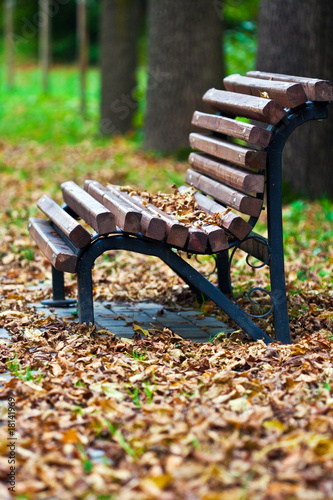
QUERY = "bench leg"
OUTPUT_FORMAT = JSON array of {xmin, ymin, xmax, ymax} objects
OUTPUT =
[
  {"xmin": 216, "ymin": 251, "xmax": 232, "ymax": 295},
  {"xmin": 269, "ymin": 248, "xmax": 291, "ymax": 344},
  {"xmin": 267, "ymin": 151, "xmax": 291, "ymax": 344},
  {"xmin": 77, "ymin": 261, "xmax": 94, "ymax": 325},
  {"xmin": 42, "ymin": 266, "xmax": 77, "ymax": 308}
]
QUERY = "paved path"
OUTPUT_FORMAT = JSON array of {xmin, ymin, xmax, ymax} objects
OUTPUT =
[{"xmin": 33, "ymin": 301, "xmax": 234, "ymax": 343}]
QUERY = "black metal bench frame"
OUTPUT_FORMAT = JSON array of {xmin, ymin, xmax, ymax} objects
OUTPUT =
[{"xmin": 41, "ymin": 100, "xmax": 330, "ymax": 345}]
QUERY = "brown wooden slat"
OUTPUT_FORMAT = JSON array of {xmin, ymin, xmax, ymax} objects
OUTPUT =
[
  {"xmin": 189, "ymin": 153, "xmax": 265, "ymax": 193},
  {"xmin": 192, "ymin": 111, "xmax": 272, "ymax": 148},
  {"xmin": 83, "ymin": 179, "xmax": 106, "ymax": 203},
  {"xmin": 28, "ymin": 218, "xmax": 78, "ymax": 273},
  {"xmin": 107, "ymin": 186, "xmax": 166, "ymax": 241},
  {"xmin": 130, "ymin": 194, "xmax": 189, "ymax": 249},
  {"xmin": 186, "ymin": 169, "xmax": 262, "ymax": 217},
  {"xmin": 199, "ymin": 224, "xmax": 229, "ymax": 253},
  {"xmin": 84, "ymin": 180, "xmax": 141, "ymax": 234},
  {"xmin": 203, "ymin": 89, "xmax": 286, "ymax": 125},
  {"xmin": 37, "ymin": 195, "xmax": 91, "ymax": 248},
  {"xmin": 247, "ymin": 71, "xmax": 333, "ymax": 102},
  {"xmin": 239, "ymin": 234, "xmax": 269, "ymax": 263},
  {"xmin": 224, "ymin": 74, "xmax": 307, "ymax": 108},
  {"xmin": 187, "ymin": 227, "xmax": 208, "ymax": 253},
  {"xmin": 190, "ymin": 133, "xmax": 267, "ymax": 170},
  {"xmin": 61, "ymin": 181, "xmax": 116, "ymax": 235}
]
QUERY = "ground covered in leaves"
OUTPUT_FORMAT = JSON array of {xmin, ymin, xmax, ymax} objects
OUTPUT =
[{"xmin": 0, "ymin": 137, "xmax": 333, "ymax": 500}]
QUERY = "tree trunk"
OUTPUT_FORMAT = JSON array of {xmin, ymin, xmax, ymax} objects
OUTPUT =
[
  {"xmin": 144, "ymin": 0, "xmax": 224, "ymax": 153},
  {"xmin": 77, "ymin": 0, "xmax": 88, "ymax": 116},
  {"xmin": 256, "ymin": 0, "xmax": 333, "ymax": 199},
  {"xmin": 100, "ymin": 0, "xmax": 145, "ymax": 135},
  {"xmin": 39, "ymin": 0, "xmax": 51, "ymax": 94},
  {"xmin": 5, "ymin": 0, "xmax": 15, "ymax": 89}
]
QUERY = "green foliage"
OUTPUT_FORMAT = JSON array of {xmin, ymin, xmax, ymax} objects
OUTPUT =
[
  {"xmin": 126, "ymin": 348, "xmax": 148, "ymax": 361},
  {"xmin": 77, "ymin": 444, "xmax": 94, "ymax": 474},
  {"xmin": 223, "ymin": 0, "xmax": 260, "ymax": 74},
  {"xmin": 7, "ymin": 354, "xmax": 39, "ymax": 382},
  {"xmin": 104, "ymin": 421, "xmax": 137, "ymax": 458},
  {"xmin": 224, "ymin": 22, "xmax": 258, "ymax": 75}
]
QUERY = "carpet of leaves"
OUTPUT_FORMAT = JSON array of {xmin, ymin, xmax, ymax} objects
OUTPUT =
[{"xmin": 0, "ymin": 139, "xmax": 333, "ymax": 500}]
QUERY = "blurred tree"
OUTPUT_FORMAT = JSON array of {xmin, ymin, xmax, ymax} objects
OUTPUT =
[
  {"xmin": 144, "ymin": 0, "xmax": 224, "ymax": 153},
  {"xmin": 4, "ymin": 0, "xmax": 15, "ymax": 89},
  {"xmin": 257, "ymin": 0, "xmax": 333, "ymax": 199},
  {"xmin": 100, "ymin": 0, "xmax": 146, "ymax": 135}
]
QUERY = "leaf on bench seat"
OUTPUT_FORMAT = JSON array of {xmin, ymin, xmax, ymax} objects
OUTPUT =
[
  {"xmin": 247, "ymin": 71, "xmax": 333, "ymax": 102},
  {"xmin": 224, "ymin": 74, "xmax": 307, "ymax": 108}
]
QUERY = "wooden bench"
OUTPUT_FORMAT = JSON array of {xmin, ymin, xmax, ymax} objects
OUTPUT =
[{"xmin": 28, "ymin": 71, "xmax": 333, "ymax": 344}]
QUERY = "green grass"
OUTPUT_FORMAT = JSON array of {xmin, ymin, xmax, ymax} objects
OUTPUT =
[{"xmin": 0, "ymin": 66, "xmax": 102, "ymax": 144}]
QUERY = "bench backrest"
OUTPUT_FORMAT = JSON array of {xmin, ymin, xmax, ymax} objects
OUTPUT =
[{"xmin": 187, "ymin": 72, "xmax": 333, "ymax": 241}]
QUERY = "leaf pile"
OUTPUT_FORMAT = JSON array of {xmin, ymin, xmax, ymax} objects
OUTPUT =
[
  {"xmin": 140, "ymin": 186, "xmax": 230, "ymax": 228},
  {"xmin": 0, "ymin": 136, "xmax": 333, "ymax": 499},
  {"xmin": 0, "ymin": 305, "xmax": 333, "ymax": 500}
]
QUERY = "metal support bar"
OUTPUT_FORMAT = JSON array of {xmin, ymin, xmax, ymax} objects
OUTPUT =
[
  {"xmin": 216, "ymin": 251, "xmax": 232, "ymax": 295},
  {"xmin": 42, "ymin": 266, "xmax": 77, "ymax": 308},
  {"xmin": 76, "ymin": 235, "xmax": 273, "ymax": 343}
]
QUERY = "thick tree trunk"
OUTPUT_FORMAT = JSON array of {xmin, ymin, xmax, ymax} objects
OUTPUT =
[
  {"xmin": 100, "ymin": 0, "xmax": 145, "ymax": 135},
  {"xmin": 256, "ymin": 0, "xmax": 333, "ymax": 199},
  {"xmin": 144, "ymin": 0, "xmax": 224, "ymax": 153}
]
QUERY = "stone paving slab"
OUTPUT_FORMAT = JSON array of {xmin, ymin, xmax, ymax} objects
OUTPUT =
[{"xmin": 31, "ymin": 301, "xmax": 234, "ymax": 343}]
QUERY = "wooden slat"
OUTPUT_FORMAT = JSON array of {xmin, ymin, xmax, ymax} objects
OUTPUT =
[
  {"xmin": 190, "ymin": 133, "xmax": 267, "ymax": 170},
  {"xmin": 247, "ymin": 71, "xmax": 333, "ymax": 102},
  {"xmin": 189, "ymin": 153, "xmax": 265, "ymax": 193},
  {"xmin": 224, "ymin": 74, "xmax": 307, "ymax": 108},
  {"xmin": 130, "ymin": 194, "xmax": 189, "ymax": 249},
  {"xmin": 107, "ymin": 186, "xmax": 167, "ymax": 241},
  {"xmin": 187, "ymin": 227, "xmax": 208, "ymax": 253},
  {"xmin": 37, "ymin": 195, "xmax": 91, "ymax": 248},
  {"xmin": 61, "ymin": 181, "xmax": 116, "ymax": 234},
  {"xmin": 198, "ymin": 224, "xmax": 229, "ymax": 253},
  {"xmin": 203, "ymin": 89, "xmax": 286, "ymax": 125},
  {"xmin": 186, "ymin": 169, "xmax": 262, "ymax": 217},
  {"xmin": 239, "ymin": 233, "xmax": 270, "ymax": 263},
  {"xmin": 83, "ymin": 179, "xmax": 106, "ymax": 204},
  {"xmin": 28, "ymin": 218, "xmax": 78, "ymax": 273},
  {"xmin": 84, "ymin": 180, "xmax": 141, "ymax": 234},
  {"xmin": 192, "ymin": 111, "xmax": 272, "ymax": 148}
]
